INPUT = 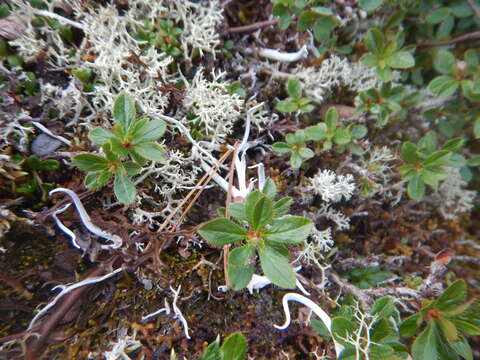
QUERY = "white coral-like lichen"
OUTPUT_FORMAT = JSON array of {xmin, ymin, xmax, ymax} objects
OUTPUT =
[
  {"xmin": 172, "ymin": 0, "xmax": 223, "ymax": 60},
  {"xmin": 307, "ymin": 169, "xmax": 355, "ymax": 203},
  {"xmin": 317, "ymin": 204, "xmax": 351, "ymax": 230},
  {"xmin": 182, "ymin": 68, "xmax": 243, "ymax": 144},
  {"xmin": 435, "ymin": 167, "xmax": 476, "ymax": 220}
]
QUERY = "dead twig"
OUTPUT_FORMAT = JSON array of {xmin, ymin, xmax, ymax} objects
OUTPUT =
[
  {"xmin": 418, "ymin": 31, "xmax": 480, "ymax": 48},
  {"xmin": 225, "ymin": 19, "xmax": 277, "ymax": 33}
]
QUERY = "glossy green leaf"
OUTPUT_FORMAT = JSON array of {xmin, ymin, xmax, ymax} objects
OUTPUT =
[
  {"xmin": 386, "ymin": 51, "xmax": 415, "ymax": 69},
  {"xmin": 265, "ymin": 216, "xmax": 312, "ymax": 244},
  {"xmin": 229, "ymin": 203, "xmax": 248, "ymax": 222},
  {"xmin": 400, "ymin": 313, "xmax": 422, "ymax": 338},
  {"xmin": 365, "ymin": 28, "xmax": 384, "ymax": 55},
  {"xmin": 436, "ymin": 280, "xmax": 467, "ymax": 311},
  {"xmin": 305, "ymin": 124, "xmax": 327, "ymax": 141},
  {"xmin": 114, "ymin": 173, "xmax": 136, "ymax": 205},
  {"xmin": 273, "ymin": 197, "xmax": 292, "ymax": 217},
  {"xmin": 450, "ymin": 336, "xmax": 473, "ymax": 360},
  {"xmin": 412, "ymin": 321, "xmax": 457, "ymax": 360},
  {"xmin": 434, "ymin": 50, "xmax": 456, "ymax": 75},
  {"xmin": 73, "ymin": 154, "xmax": 110, "ymax": 171},
  {"xmin": 133, "ymin": 142, "xmax": 166, "ymax": 161},
  {"xmin": 408, "ymin": 175, "xmax": 425, "ymax": 201},
  {"xmin": 221, "ymin": 332, "xmax": 248, "ymax": 360},
  {"xmin": 113, "ymin": 93, "xmax": 136, "ymax": 131},
  {"xmin": 423, "ymin": 150, "xmax": 451, "ymax": 168},
  {"xmin": 350, "ymin": 124, "xmax": 367, "ymax": 139},
  {"xmin": 124, "ymin": 161, "xmax": 141, "ymax": 176},
  {"xmin": 84, "ymin": 170, "xmax": 112, "ymax": 190},
  {"xmin": 272, "ymin": 142, "xmax": 292, "ymax": 154},
  {"xmin": 325, "ymin": 107, "xmax": 338, "ymax": 132},
  {"xmin": 131, "ymin": 118, "xmax": 166, "ymax": 144},
  {"xmin": 248, "ymin": 195, "xmax": 273, "ymax": 231},
  {"xmin": 428, "ymin": 76, "xmax": 459, "ymax": 97},
  {"xmin": 359, "ymin": 0, "xmax": 384, "ymax": 11},
  {"xmin": 276, "ymin": 100, "xmax": 297, "ymax": 113},
  {"xmin": 262, "ymin": 178, "xmax": 277, "ymax": 199},
  {"xmin": 258, "ymin": 245, "xmax": 296, "ymax": 288},
  {"xmin": 227, "ymin": 245, "xmax": 255, "ymax": 291},
  {"xmin": 88, "ymin": 127, "xmax": 116, "ymax": 145},
  {"xmin": 426, "ymin": 7, "xmax": 451, "ymax": 24},
  {"xmin": 198, "ymin": 218, "xmax": 248, "ymax": 246}
]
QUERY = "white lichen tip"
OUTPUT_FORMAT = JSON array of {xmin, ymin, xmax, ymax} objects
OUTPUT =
[
  {"xmin": 170, "ymin": 285, "xmax": 191, "ymax": 340},
  {"xmin": 49, "ymin": 188, "xmax": 122, "ymax": 249},
  {"xmin": 142, "ymin": 299, "xmax": 171, "ymax": 321},
  {"xmin": 259, "ymin": 45, "xmax": 308, "ymax": 62},
  {"xmin": 51, "ymin": 203, "xmax": 81, "ymax": 250},
  {"xmin": 275, "ymin": 293, "xmax": 344, "ymax": 357}
]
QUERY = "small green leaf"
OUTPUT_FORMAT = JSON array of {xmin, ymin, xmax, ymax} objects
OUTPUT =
[
  {"xmin": 113, "ymin": 93, "xmax": 136, "ymax": 131},
  {"xmin": 426, "ymin": 7, "xmax": 451, "ymax": 24},
  {"xmin": 371, "ymin": 297, "xmax": 396, "ymax": 319},
  {"xmin": 85, "ymin": 170, "xmax": 112, "ymax": 190},
  {"xmin": 272, "ymin": 142, "xmax": 292, "ymax": 154},
  {"xmin": 88, "ymin": 128, "xmax": 116, "ymax": 145},
  {"xmin": 359, "ymin": 0, "xmax": 384, "ymax": 11},
  {"xmin": 110, "ymin": 137, "xmax": 129, "ymax": 158},
  {"xmin": 273, "ymin": 197, "xmax": 292, "ymax": 217},
  {"xmin": 265, "ymin": 216, "xmax": 313, "ymax": 244},
  {"xmin": 131, "ymin": 119, "xmax": 167, "ymax": 144},
  {"xmin": 325, "ymin": 108, "xmax": 338, "ymax": 132},
  {"xmin": 299, "ymin": 147, "xmax": 314, "ymax": 159},
  {"xmin": 434, "ymin": 50, "xmax": 456, "ymax": 75},
  {"xmin": 408, "ymin": 175, "xmax": 425, "ymax": 201},
  {"xmin": 133, "ymin": 142, "xmax": 166, "ymax": 161},
  {"xmin": 428, "ymin": 76, "xmax": 459, "ymax": 97},
  {"xmin": 290, "ymin": 151, "xmax": 303, "ymax": 168},
  {"xmin": 400, "ymin": 313, "xmax": 422, "ymax": 338},
  {"xmin": 365, "ymin": 28, "xmax": 384, "ymax": 55},
  {"xmin": 124, "ymin": 161, "xmax": 141, "ymax": 176},
  {"xmin": 311, "ymin": 319, "xmax": 331, "ymax": 340},
  {"xmin": 450, "ymin": 336, "xmax": 473, "ymax": 360},
  {"xmin": 198, "ymin": 339, "xmax": 221, "ymax": 360},
  {"xmin": 221, "ymin": 332, "xmax": 248, "ymax": 360},
  {"xmin": 436, "ymin": 280, "xmax": 467, "ymax": 311},
  {"xmin": 441, "ymin": 137, "xmax": 464, "ymax": 152},
  {"xmin": 73, "ymin": 154, "xmax": 110, "ymax": 172},
  {"xmin": 38, "ymin": 159, "xmax": 59, "ymax": 171},
  {"xmin": 332, "ymin": 317, "xmax": 356, "ymax": 345},
  {"xmin": 350, "ymin": 125, "xmax": 367, "ymax": 139},
  {"xmin": 361, "ymin": 53, "xmax": 378, "ymax": 67},
  {"xmin": 305, "ymin": 124, "xmax": 327, "ymax": 141},
  {"xmin": 114, "ymin": 173, "xmax": 136, "ymax": 205},
  {"xmin": 228, "ymin": 245, "xmax": 255, "ymax": 291},
  {"xmin": 333, "ymin": 128, "xmax": 351, "ymax": 145},
  {"xmin": 386, "ymin": 51, "xmax": 415, "ymax": 69},
  {"xmin": 376, "ymin": 67, "xmax": 394, "ymax": 82},
  {"xmin": 229, "ymin": 203, "xmax": 248, "ymax": 222},
  {"xmin": 275, "ymin": 100, "xmax": 297, "ymax": 113},
  {"xmin": 248, "ymin": 195, "xmax": 273, "ymax": 231},
  {"xmin": 262, "ymin": 178, "xmax": 277, "ymax": 199},
  {"xmin": 258, "ymin": 245, "xmax": 296, "ymax": 288},
  {"xmin": 412, "ymin": 321, "xmax": 457, "ymax": 360},
  {"xmin": 437, "ymin": 318, "xmax": 458, "ymax": 342},
  {"xmin": 467, "ymin": 155, "xmax": 480, "ymax": 167},
  {"xmin": 198, "ymin": 218, "xmax": 248, "ymax": 246},
  {"xmin": 423, "ymin": 150, "xmax": 451, "ymax": 168},
  {"xmin": 474, "ymin": 118, "xmax": 480, "ymax": 139}
]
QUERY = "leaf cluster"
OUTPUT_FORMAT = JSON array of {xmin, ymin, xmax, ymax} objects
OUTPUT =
[
  {"xmin": 399, "ymin": 131, "xmax": 464, "ymax": 201},
  {"xmin": 133, "ymin": 19, "xmax": 182, "ymax": 57},
  {"xmin": 428, "ymin": 49, "xmax": 480, "ymax": 102},
  {"xmin": 73, "ymin": 93, "xmax": 167, "ymax": 204},
  {"xmin": 197, "ymin": 179, "xmax": 313, "ymax": 290},
  {"xmin": 400, "ymin": 280, "xmax": 480, "ymax": 360},
  {"xmin": 271, "ymin": 0, "xmax": 340, "ymax": 42},
  {"xmin": 361, "ymin": 28, "xmax": 415, "ymax": 82},
  {"xmin": 275, "ymin": 79, "xmax": 314, "ymax": 114}
]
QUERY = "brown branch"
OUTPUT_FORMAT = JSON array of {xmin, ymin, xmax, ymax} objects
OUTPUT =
[
  {"xmin": 418, "ymin": 31, "xmax": 480, "ymax": 48},
  {"xmin": 466, "ymin": 0, "xmax": 480, "ymax": 19},
  {"xmin": 225, "ymin": 19, "xmax": 277, "ymax": 33}
]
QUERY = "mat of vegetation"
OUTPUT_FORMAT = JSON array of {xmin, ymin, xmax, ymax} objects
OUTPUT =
[{"xmin": 0, "ymin": 0, "xmax": 479, "ymax": 359}]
